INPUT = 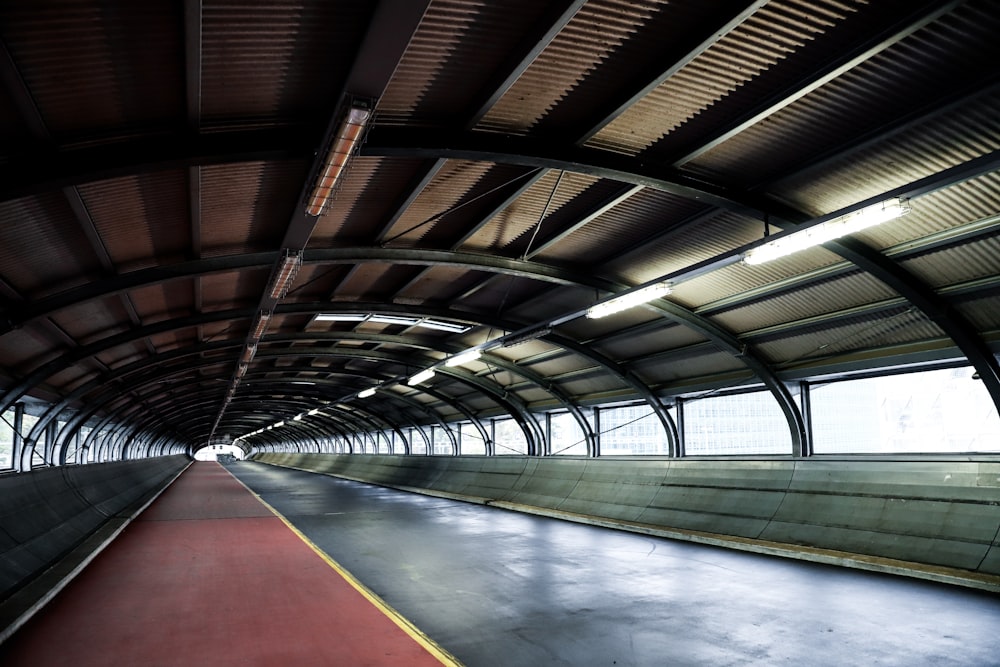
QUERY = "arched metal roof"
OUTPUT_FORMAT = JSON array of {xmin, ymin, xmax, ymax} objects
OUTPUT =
[{"xmin": 1, "ymin": 0, "xmax": 998, "ymax": 464}]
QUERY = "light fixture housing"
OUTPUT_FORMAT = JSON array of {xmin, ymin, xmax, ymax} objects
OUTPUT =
[
  {"xmin": 314, "ymin": 313, "xmax": 368, "ymax": 322},
  {"xmin": 502, "ymin": 327, "xmax": 552, "ymax": 347},
  {"xmin": 369, "ymin": 314, "xmax": 420, "ymax": 326},
  {"xmin": 445, "ymin": 349, "xmax": 481, "ymax": 367},
  {"xmin": 240, "ymin": 344, "xmax": 257, "ymax": 364},
  {"xmin": 269, "ymin": 251, "xmax": 302, "ymax": 299},
  {"xmin": 305, "ymin": 105, "xmax": 372, "ymax": 217},
  {"xmin": 407, "ymin": 368, "xmax": 435, "ymax": 386},
  {"xmin": 420, "ymin": 319, "xmax": 470, "ymax": 333},
  {"xmin": 743, "ymin": 198, "xmax": 911, "ymax": 265},
  {"xmin": 358, "ymin": 387, "xmax": 377, "ymax": 398},
  {"xmin": 251, "ymin": 310, "xmax": 271, "ymax": 340},
  {"xmin": 586, "ymin": 282, "xmax": 672, "ymax": 319}
]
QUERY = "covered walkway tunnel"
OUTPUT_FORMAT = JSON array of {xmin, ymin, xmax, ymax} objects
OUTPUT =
[{"xmin": 1, "ymin": 0, "xmax": 1000, "ymax": 663}]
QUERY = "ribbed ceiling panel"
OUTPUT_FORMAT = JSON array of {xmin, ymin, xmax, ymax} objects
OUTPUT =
[
  {"xmin": 0, "ymin": 2, "xmax": 183, "ymax": 139},
  {"xmin": 709, "ymin": 272, "xmax": 900, "ymax": 335},
  {"xmin": 460, "ymin": 171, "xmax": 599, "ymax": 254},
  {"xmin": 312, "ymin": 157, "xmax": 417, "ymax": 243},
  {"xmin": 377, "ymin": 160, "xmax": 495, "ymax": 246},
  {"xmin": 378, "ymin": 0, "xmax": 548, "ymax": 127},
  {"xmin": 585, "ymin": 0, "xmax": 865, "ymax": 155},
  {"xmin": 78, "ymin": 171, "xmax": 190, "ymax": 272},
  {"xmin": 199, "ymin": 160, "xmax": 307, "ymax": 256},
  {"xmin": 687, "ymin": 1, "xmax": 1000, "ymax": 185},
  {"xmin": 0, "ymin": 194, "xmax": 101, "ymax": 297},
  {"xmin": 201, "ymin": 1, "xmax": 368, "ymax": 125}
]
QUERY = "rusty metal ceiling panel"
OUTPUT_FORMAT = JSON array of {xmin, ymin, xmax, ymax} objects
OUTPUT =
[
  {"xmin": 459, "ymin": 171, "xmax": 599, "ymax": 254},
  {"xmin": 674, "ymin": 245, "xmax": 846, "ymax": 308},
  {"xmin": 377, "ymin": 159, "xmax": 495, "ymax": 246},
  {"xmin": 313, "ymin": 157, "xmax": 415, "ymax": 243},
  {"xmin": 200, "ymin": 160, "xmax": 308, "ymax": 256},
  {"xmin": 585, "ymin": 0, "xmax": 867, "ymax": 155},
  {"xmin": 47, "ymin": 298, "xmax": 131, "ymax": 344},
  {"xmin": 199, "ymin": 268, "xmax": 269, "ymax": 312},
  {"xmin": 709, "ymin": 271, "xmax": 900, "ymax": 334},
  {"xmin": 127, "ymin": 281, "xmax": 192, "ymax": 324},
  {"xmin": 201, "ymin": 1, "xmax": 369, "ymax": 125},
  {"xmin": 899, "ymin": 235, "xmax": 1000, "ymax": 288},
  {"xmin": 77, "ymin": 171, "xmax": 190, "ymax": 271},
  {"xmin": 479, "ymin": 0, "xmax": 671, "ymax": 134},
  {"xmin": 687, "ymin": 2, "xmax": 1000, "ymax": 185},
  {"xmin": 395, "ymin": 265, "xmax": 481, "ymax": 303},
  {"xmin": 0, "ymin": 194, "xmax": 102, "ymax": 297},
  {"xmin": 600, "ymin": 210, "xmax": 762, "ymax": 287},
  {"xmin": 633, "ymin": 349, "xmax": 748, "ymax": 388},
  {"xmin": 0, "ymin": 2, "xmax": 183, "ymax": 139},
  {"xmin": 753, "ymin": 307, "xmax": 945, "ymax": 364},
  {"xmin": 378, "ymin": 0, "xmax": 549, "ymax": 127}
]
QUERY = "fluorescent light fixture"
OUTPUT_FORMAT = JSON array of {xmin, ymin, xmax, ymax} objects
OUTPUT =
[
  {"xmin": 420, "ymin": 319, "xmax": 470, "ymax": 333},
  {"xmin": 314, "ymin": 313, "xmax": 368, "ymax": 322},
  {"xmin": 743, "ymin": 198, "xmax": 911, "ymax": 265},
  {"xmin": 445, "ymin": 349, "xmax": 481, "ymax": 367},
  {"xmin": 269, "ymin": 251, "xmax": 302, "ymax": 299},
  {"xmin": 305, "ymin": 105, "xmax": 372, "ymax": 216},
  {"xmin": 358, "ymin": 387, "xmax": 377, "ymax": 398},
  {"xmin": 586, "ymin": 282, "xmax": 671, "ymax": 319},
  {"xmin": 293, "ymin": 414, "xmax": 303, "ymax": 421},
  {"xmin": 369, "ymin": 315, "xmax": 420, "ymax": 326},
  {"xmin": 308, "ymin": 408, "xmax": 321, "ymax": 415},
  {"xmin": 274, "ymin": 421, "xmax": 285, "ymax": 428},
  {"xmin": 251, "ymin": 310, "xmax": 272, "ymax": 340},
  {"xmin": 407, "ymin": 368, "xmax": 435, "ymax": 386},
  {"xmin": 502, "ymin": 327, "xmax": 552, "ymax": 347},
  {"xmin": 240, "ymin": 344, "xmax": 257, "ymax": 364}
]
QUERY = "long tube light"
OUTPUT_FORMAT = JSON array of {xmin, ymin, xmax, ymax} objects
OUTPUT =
[
  {"xmin": 269, "ymin": 251, "xmax": 302, "ymax": 299},
  {"xmin": 251, "ymin": 310, "xmax": 272, "ymax": 340},
  {"xmin": 445, "ymin": 349, "xmax": 481, "ymax": 367},
  {"xmin": 358, "ymin": 387, "xmax": 376, "ymax": 398},
  {"xmin": 240, "ymin": 344, "xmax": 257, "ymax": 364},
  {"xmin": 586, "ymin": 282, "xmax": 672, "ymax": 319},
  {"xmin": 743, "ymin": 198, "xmax": 911, "ymax": 265},
  {"xmin": 407, "ymin": 368, "xmax": 435, "ymax": 386},
  {"xmin": 305, "ymin": 105, "xmax": 372, "ymax": 217}
]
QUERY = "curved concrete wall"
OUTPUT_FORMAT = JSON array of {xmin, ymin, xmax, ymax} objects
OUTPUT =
[
  {"xmin": 253, "ymin": 453, "xmax": 1000, "ymax": 586},
  {"xmin": 0, "ymin": 456, "xmax": 189, "ymax": 601}
]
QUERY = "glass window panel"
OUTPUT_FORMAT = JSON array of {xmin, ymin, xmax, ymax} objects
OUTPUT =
[
  {"xmin": 550, "ymin": 411, "xmax": 588, "ymax": 456},
  {"xmin": 599, "ymin": 406, "xmax": 669, "ymax": 455},
  {"xmin": 683, "ymin": 392, "xmax": 792, "ymax": 455},
  {"xmin": 493, "ymin": 418, "xmax": 527, "ymax": 455},
  {"xmin": 0, "ymin": 410, "xmax": 13, "ymax": 468},
  {"xmin": 432, "ymin": 426, "xmax": 452, "ymax": 455},
  {"xmin": 812, "ymin": 367, "xmax": 1000, "ymax": 453},
  {"xmin": 459, "ymin": 422, "xmax": 487, "ymax": 455},
  {"xmin": 409, "ymin": 427, "xmax": 427, "ymax": 455}
]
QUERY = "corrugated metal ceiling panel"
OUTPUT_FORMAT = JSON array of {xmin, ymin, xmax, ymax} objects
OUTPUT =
[
  {"xmin": 77, "ymin": 171, "xmax": 190, "ymax": 272},
  {"xmin": 199, "ymin": 160, "xmax": 308, "ymax": 256},
  {"xmin": 378, "ymin": 0, "xmax": 549, "ymax": 127},
  {"xmin": 0, "ymin": 194, "xmax": 102, "ymax": 297},
  {"xmin": 708, "ymin": 271, "xmax": 900, "ymax": 334},
  {"xmin": 0, "ymin": 2, "xmax": 183, "ymax": 139},
  {"xmin": 201, "ymin": 0, "xmax": 368, "ymax": 125},
  {"xmin": 377, "ymin": 159, "xmax": 495, "ymax": 246},
  {"xmin": 459, "ymin": 171, "xmax": 599, "ymax": 254}
]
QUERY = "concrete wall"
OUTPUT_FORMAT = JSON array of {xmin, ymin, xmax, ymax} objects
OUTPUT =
[
  {"xmin": 0, "ymin": 456, "xmax": 189, "ymax": 601},
  {"xmin": 253, "ymin": 453, "xmax": 1000, "ymax": 587}
]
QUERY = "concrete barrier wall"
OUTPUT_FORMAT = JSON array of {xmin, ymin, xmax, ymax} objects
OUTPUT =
[
  {"xmin": 0, "ymin": 456, "xmax": 189, "ymax": 601},
  {"xmin": 253, "ymin": 453, "xmax": 1000, "ymax": 581}
]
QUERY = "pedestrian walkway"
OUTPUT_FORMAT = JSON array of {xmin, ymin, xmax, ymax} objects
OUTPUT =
[{"xmin": 0, "ymin": 462, "xmax": 457, "ymax": 666}]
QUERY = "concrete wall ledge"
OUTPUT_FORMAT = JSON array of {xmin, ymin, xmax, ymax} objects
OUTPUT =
[{"xmin": 253, "ymin": 453, "xmax": 1000, "ymax": 593}]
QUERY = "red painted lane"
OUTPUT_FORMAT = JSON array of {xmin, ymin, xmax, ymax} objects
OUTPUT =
[{"xmin": 1, "ymin": 462, "xmax": 454, "ymax": 667}]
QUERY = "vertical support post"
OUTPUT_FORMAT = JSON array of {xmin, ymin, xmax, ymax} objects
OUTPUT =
[
  {"xmin": 675, "ymin": 399, "xmax": 686, "ymax": 458},
  {"xmin": 798, "ymin": 381, "xmax": 814, "ymax": 457},
  {"xmin": 593, "ymin": 407, "xmax": 601, "ymax": 457},
  {"xmin": 12, "ymin": 403, "xmax": 24, "ymax": 472}
]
